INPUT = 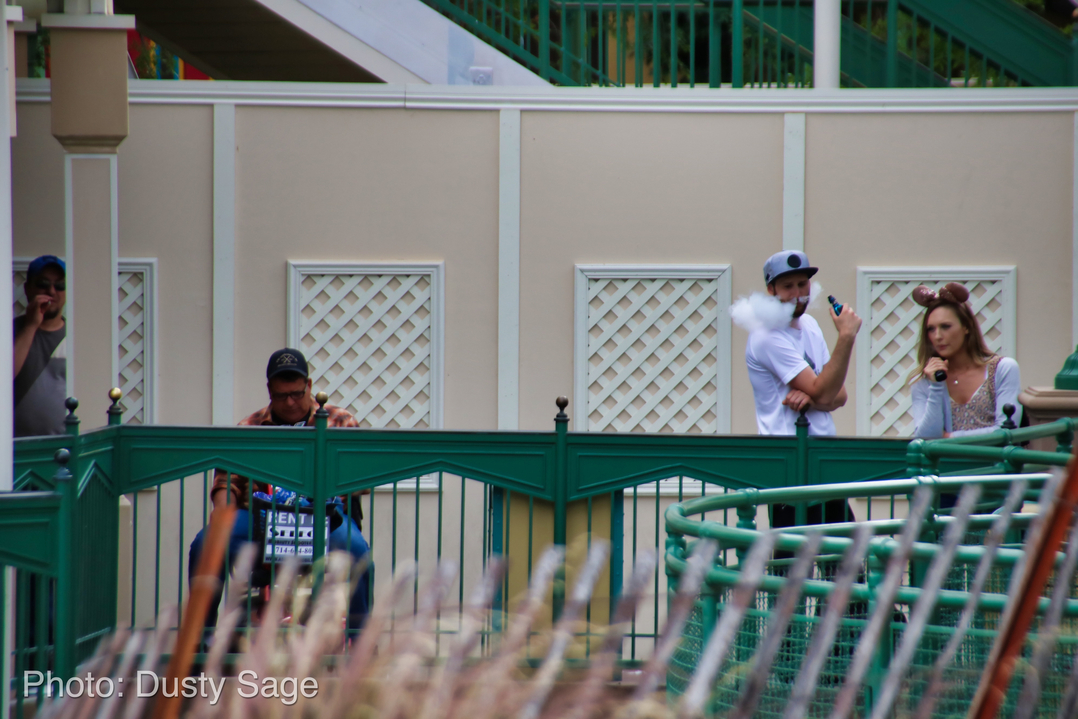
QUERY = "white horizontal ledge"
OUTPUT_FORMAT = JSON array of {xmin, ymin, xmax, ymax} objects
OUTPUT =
[
  {"xmin": 41, "ymin": 13, "xmax": 136, "ymax": 30},
  {"xmin": 16, "ymin": 78, "xmax": 1078, "ymax": 114}
]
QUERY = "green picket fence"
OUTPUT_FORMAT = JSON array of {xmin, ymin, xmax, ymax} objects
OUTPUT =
[{"xmin": 423, "ymin": 0, "xmax": 1076, "ymax": 87}]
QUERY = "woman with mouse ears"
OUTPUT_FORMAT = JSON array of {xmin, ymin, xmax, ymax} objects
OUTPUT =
[{"xmin": 908, "ymin": 282, "xmax": 1022, "ymax": 438}]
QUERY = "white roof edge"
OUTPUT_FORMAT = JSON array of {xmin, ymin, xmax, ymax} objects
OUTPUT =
[{"xmin": 15, "ymin": 78, "xmax": 1078, "ymax": 113}]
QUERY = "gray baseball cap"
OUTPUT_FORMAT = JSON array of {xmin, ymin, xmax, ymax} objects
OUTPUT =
[{"xmin": 763, "ymin": 251, "xmax": 818, "ymax": 285}]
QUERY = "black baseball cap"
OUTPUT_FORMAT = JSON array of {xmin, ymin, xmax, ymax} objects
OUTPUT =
[{"xmin": 266, "ymin": 348, "xmax": 309, "ymax": 381}]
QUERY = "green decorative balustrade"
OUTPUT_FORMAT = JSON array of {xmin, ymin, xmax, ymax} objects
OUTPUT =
[
  {"xmin": 664, "ymin": 417, "xmax": 1078, "ymax": 717},
  {"xmin": 2, "ymin": 391, "xmax": 1074, "ymax": 716},
  {"xmin": 424, "ymin": 0, "xmax": 1077, "ymax": 87}
]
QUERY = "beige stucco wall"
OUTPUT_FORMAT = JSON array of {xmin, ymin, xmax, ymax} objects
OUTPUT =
[
  {"xmin": 519, "ymin": 111, "xmax": 784, "ymax": 434},
  {"xmin": 14, "ymin": 98, "xmax": 1075, "ymax": 436},
  {"xmin": 233, "ymin": 106, "xmax": 500, "ymax": 429},
  {"xmin": 805, "ymin": 112, "xmax": 1074, "ymax": 435},
  {"xmin": 13, "ymin": 103, "xmax": 64, "ymax": 257},
  {"xmin": 11, "ymin": 91, "xmax": 1078, "ymax": 627},
  {"xmin": 119, "ymin": 104, "xmax": 215, "ymax": 425}
]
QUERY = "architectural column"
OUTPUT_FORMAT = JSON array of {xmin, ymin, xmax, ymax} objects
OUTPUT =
[
  {"xmin": 41, "ymin": 7, "xmax": 134, "ymax": 422},
  {"xmin": 814, "ymin": 0, "xmax": 841, "ymax": 90},
  {"xmin": 2, "ymin": 9, "xmax": 25, "ymax": 718}
]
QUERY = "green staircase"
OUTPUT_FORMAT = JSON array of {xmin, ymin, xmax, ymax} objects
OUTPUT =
[{"xmin": 422, "ymin": 0, "xmax": 1077, "ymax": 87}]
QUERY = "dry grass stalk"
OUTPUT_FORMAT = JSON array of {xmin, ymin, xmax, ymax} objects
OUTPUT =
[
  {"xmin": 452, "ymin": 547, "xmax": 563, "ymax": 719},
  {"xmin": 677, "ymin": 532, "xmax": 775, "ymax": 719},
  {"xmin": 31, "ymin": 481, "xmax": 1078, "ymax": 719},
  {"xmin": 869, "ymin": 483, "xmax": 982, "ymax": 719},
  {"xmin": 827, "ymin": 485, "xmax": 935, "ymax": 719},
  {"xmin": 628, "ymin": 540, "xmax": 718, "ymax": 711},
  {"xmin": 560, "ymin": 549, "xmax": 658, "ymax": 719},
  {"xmin": 729, "ymin": 531, "xmax": 824, "ymax": 719},
  {"xmin": 518, "ymin": 541, "xmax": 611, "ymax": 719},
  {"xmin": 783, "ymin": 523, "xmax": 874, "ymax": 719},
  {"xmin": 913, "ymin": 478, "xmax": 1028, "ymax": 719}
]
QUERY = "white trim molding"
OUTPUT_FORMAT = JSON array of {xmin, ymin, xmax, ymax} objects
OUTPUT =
[
  {"xmin": 855, "ymin": 266, "xmax": 1017, "ymax": 437},
  {"xmin": 498, "ymin": 109, "xmax": 521, "ymax": 430},
  {"xmin": 287, "ymin": 261, "xmax": 445, "ymax": 428},
  {"xmin": 782, "ymin": 112, "xmax": 806, "ymax": 252},
  {"xmin": 212, "ymin": 103, "xmax": 236, "ymax": 425},
  {"xmin": 63, "ymin": 153, "xmax": 120, "ymax": 401},
  {"xmin": 1073, "ymin": 111, "xmax": 1078, "ymax": 348},
  {"xmin": 574, "ymin": 264, "xmax": 732, "ymax": 434},
  {"xmin": 17, "ymin": 79, "xmax": 1078, "ymax": 114}
]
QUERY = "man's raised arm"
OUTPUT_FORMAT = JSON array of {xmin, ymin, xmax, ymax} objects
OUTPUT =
[{"xmin": 787, "ymin": 307, "xmax": 861, "ymax": 407}]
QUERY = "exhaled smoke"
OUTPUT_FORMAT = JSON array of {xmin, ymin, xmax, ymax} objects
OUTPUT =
[{"xmin": 731, "ymin": 282, "xmax": 824, "ymax": 333}]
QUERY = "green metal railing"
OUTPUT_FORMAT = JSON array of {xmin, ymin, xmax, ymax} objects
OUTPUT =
[
  {"xmin": 4, "ymin": 394, "xmax": 917, "ymax": 692},
  {"xmin": 665, "ymin": 473, "xmax": 1078, "ymax": 717},
  {"xmin": 423, "ymin": 0, "xmax": 1076, "ymax": 87},
  {"xmin": 3, "ymin": 392, "xmax": 1074, "ymax": 715},
  {"xmin": 664, "ymin": 416, "xmax": 1078, "ymax": 717}
]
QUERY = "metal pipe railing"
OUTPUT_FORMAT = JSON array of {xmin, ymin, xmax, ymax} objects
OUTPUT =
[{"xmin": 5, "ymin": 388, "xmax": 1075, "ymax": 691}]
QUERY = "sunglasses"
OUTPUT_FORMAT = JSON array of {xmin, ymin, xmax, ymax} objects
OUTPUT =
[
  {"xmin": 270, "ymin": 390, "xmax": 308, "ymax": 402},
  {"xmin": 32, "ymin": 278, "xmax": 66, "ymax": 292}
]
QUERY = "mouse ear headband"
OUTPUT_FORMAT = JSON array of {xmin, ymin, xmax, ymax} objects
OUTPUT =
[{"xmin": 911, "ymin": 282, "xmax": 970, "ymax": 308}]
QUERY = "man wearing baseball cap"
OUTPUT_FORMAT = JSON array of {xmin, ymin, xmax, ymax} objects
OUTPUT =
[
  {"xmin": 14, "ymin": 255, "xmax": 67, "ymax": 436},
  {"xmin": 188, "ymin": 347, "xmax": 371, "ymax": 633},
  {"xmin": 744, "ymin": 250, "xmax": 862, "ymax": 437}
]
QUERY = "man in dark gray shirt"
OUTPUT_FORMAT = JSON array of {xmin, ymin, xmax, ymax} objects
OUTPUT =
[{"xmin": 14, "ymin": 255, "xmax": 67, "ymax": 437}]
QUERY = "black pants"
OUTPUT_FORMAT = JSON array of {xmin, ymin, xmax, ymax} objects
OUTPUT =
[{"xmin": 771, "ymin": 499, "xmax": 854, "ymax": 529}]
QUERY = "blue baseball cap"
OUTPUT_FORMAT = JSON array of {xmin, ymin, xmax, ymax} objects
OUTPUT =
[
  {"xmin": 27, "ymin": 255, "xmax": 66, "ymax": 278},
  {"xmin": 763, "ymin": 251, "xmax": 817, "ymax": 285}
]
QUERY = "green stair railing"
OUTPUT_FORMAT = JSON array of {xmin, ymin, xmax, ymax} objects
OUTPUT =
[{"xmin": 423, "ymin": 0, "xmax": 1076, "ymax": 87}]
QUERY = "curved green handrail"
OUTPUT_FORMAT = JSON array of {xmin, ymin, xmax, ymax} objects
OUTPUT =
[{"xmin": 664, "ymin": 471, "xmax": 1078, "ymax": 616}]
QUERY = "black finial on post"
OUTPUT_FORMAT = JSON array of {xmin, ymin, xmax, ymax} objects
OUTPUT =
[
  {"xmin": 795, "ymin": 408, "xmax": 809, "ymax": 429},
  {"xmin": 64, "ymin": 397, "xmax": 80, "ymax": 430},
  {"xmin": 315, "ymin": 391, "xmax": 329, "ymax": 418},
  {"xmin": 555, "ymin": 396, "xmax": 569, "ymax": 423},
  {"xmin": 53, "ymin": 448, "xmax": 72, "ymax": 482},
  {"xmin": 1001, "ymin": 403, "xmax": 1017, "ymax": 430}
]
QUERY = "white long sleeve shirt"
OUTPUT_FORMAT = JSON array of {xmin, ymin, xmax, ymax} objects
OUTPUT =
[{"xmin": 909, "ymin": 357, "xmax": 1021, "ymax": 439}]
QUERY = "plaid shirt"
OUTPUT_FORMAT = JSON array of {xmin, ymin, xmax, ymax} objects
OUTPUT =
[{"xmin": 212, "ymin": 403, "xmax": 360, "ymax": 510}]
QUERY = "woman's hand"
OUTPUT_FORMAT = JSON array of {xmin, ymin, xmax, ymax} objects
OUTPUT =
[{"xmin": 924, "ymin": 357, "xmax": 949, "ymax": 382}]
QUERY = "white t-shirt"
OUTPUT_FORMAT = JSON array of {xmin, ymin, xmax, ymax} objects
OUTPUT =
[{"xmin": 745, "ymin": 314, "xmax": 837, "ymax": 436}]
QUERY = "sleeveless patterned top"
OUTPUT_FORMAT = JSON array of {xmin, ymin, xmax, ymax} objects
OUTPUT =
[{"xmin": 951, "ymin": 355, "xmax": 1002, "ymax": 432}]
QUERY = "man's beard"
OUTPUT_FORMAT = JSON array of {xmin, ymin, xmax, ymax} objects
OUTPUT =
[
  {"xmin": 43, "ymin": 306, "xmax": 61, "ymax": 321},
  {"xmin": 792, "ymin": 299, "xmax": 809, "ymax": 318}
]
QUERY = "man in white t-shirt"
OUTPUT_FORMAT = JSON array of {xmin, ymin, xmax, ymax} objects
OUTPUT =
[{"xmin": 742, "ymin": 251, "xmax": 862, "ymax": 437}]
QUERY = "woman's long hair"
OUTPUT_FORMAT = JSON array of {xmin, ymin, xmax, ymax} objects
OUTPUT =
[{"xmin": 907, "ymin": 298, "xmax": 994, "ymax": 384}]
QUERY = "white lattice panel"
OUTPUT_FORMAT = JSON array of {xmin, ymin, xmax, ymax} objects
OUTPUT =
[
  {"xmin": 12, "ymin": 268, "xmax": 27, "ymax": 317},
  {"xmin": 13, "ymin": 258, "xmax": 156, "ymax": 425},
  {"xmin": 579, "ymin": 271, "xmax": 729, "ymax": 433},
  {"xmin": 289, "ymin": 263, "xmax": 444, "ymax": 429},
  {"xmin": 117, "ymin": 269, "xmax": 148, "ymax": 424},
  {"xmin": 857, "ymin": 268, "xmax": 1015, "ymax": 437}
]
